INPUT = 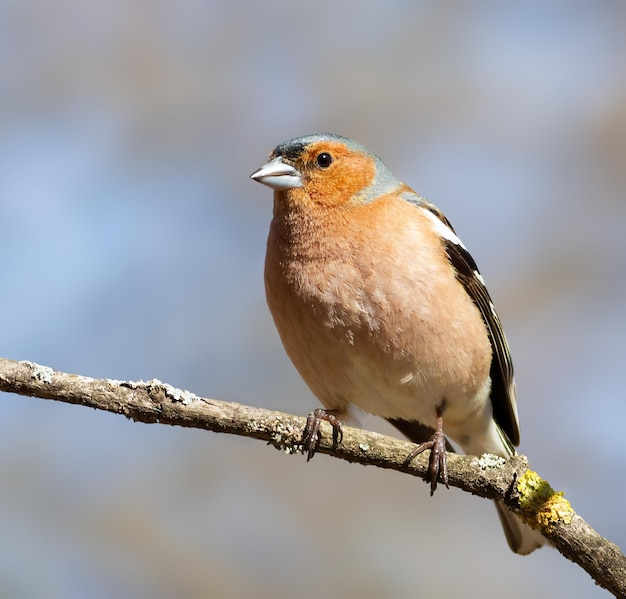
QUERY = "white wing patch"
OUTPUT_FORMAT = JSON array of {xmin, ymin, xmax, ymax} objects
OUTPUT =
[
  {"xmin": 421, "ymin": 207, "xmax": 467, "ymax": 249},
  {"xmin": 473, "ymin": 270, "xmax": 485, "ymax": 285}
]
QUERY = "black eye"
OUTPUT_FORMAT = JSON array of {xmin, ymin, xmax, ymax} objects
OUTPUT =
[{"xmin": 316, "ymin": 152, "xmax": 333, "ymax": 168}]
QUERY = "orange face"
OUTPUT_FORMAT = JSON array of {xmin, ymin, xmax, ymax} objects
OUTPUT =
[{"xmin": 274, "ymin": 140, "xmax": 378, "ymax": 209}]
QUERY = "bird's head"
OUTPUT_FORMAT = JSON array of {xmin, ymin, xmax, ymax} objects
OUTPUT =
[{"xmin": 251, "ymin": 133, "xmax": 406, "ymax": 210}]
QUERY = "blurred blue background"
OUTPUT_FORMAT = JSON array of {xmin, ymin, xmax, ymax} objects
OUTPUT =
[{"xmin": 1, "ymin": 1, "xmax": 624, "ymax": 597}]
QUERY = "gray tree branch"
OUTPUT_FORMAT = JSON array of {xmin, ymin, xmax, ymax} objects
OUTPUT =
[{"xmin": 0, "ymin": 357, "xmax": 624, "ymax": 597}]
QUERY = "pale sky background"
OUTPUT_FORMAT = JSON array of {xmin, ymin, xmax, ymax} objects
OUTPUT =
[{"xmin": 1, "ymin": 1, "xmax": 625, "ymax": 598}]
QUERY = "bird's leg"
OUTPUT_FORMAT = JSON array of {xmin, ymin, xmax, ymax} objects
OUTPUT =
[
  {"xmin": 406, "ymin": 407, "xmax": 449, "ymax": 495},
  {"xmin": 301, "ymin": 408, "xmax": 344, "ymax": 461}
]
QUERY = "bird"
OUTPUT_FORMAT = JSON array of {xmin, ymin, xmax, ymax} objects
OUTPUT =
[{"xmin": 250, "ymin": 133, "xmax": 545, "ymax": 555}]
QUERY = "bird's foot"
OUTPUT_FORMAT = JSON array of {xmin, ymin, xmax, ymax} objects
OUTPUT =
[
  {"xmin": 301, "ymin": 408, "xmax": 344, "ymax": 461},
  {"xmin": 406, "ymin": 430, "xmax": 449, "ymax": 495}
]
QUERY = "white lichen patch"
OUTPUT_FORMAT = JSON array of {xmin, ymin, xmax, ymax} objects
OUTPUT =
[
  {"xmin": 269, "ymin": 417, "xmax": 303, "ymax": 454},
  {"xmin": 19, "ymin": 360, "xmax": 53, "ymax": 383},
  {"xmin": 478, "ymin": 453, "xmax": 506, "ymax": 469},
  {"xmin": 112, "ymin": 378, "xmax": 199, "ymax": 404},
  {"xmin": 159, "ymin": 382, "xmax": 198, "ymax": 405}
]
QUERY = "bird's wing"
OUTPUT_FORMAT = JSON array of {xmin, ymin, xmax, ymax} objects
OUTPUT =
[{"xmin": 424, "ymin": 202, "xmax": 520, "ymax": 448}]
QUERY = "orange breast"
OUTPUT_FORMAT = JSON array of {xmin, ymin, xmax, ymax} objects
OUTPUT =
[{"xmin": 264, "ymin": 194, "xmax": 492, "ymax": 430}]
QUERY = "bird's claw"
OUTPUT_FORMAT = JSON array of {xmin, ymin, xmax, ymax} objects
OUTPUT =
[
  {"xmin": 301, "ymin": 408, "xmax": 344, "ymax": 461},
  {"xmin": 406, "ymin": 430, "xmax": 449, "ymax": 495}
]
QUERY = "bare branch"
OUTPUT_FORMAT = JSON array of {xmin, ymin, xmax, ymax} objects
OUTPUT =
[{"xmin": 1, "ymin": 357, "xmax": 624, "ymax": 597}]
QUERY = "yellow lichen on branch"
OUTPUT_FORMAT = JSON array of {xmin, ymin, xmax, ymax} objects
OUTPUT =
[{"xmin": 517, "ymin": 470, "xmax": 573, "ymax": 531}]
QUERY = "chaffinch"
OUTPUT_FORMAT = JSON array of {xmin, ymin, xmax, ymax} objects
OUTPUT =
[{"xmin": 251, "ymin": 133, "xmax": 545, "ymax": 555}]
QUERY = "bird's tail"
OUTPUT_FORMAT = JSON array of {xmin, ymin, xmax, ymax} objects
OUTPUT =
[{"xmin": 494, "ymin": 499, "xmax": 545, "ymax": 555}]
